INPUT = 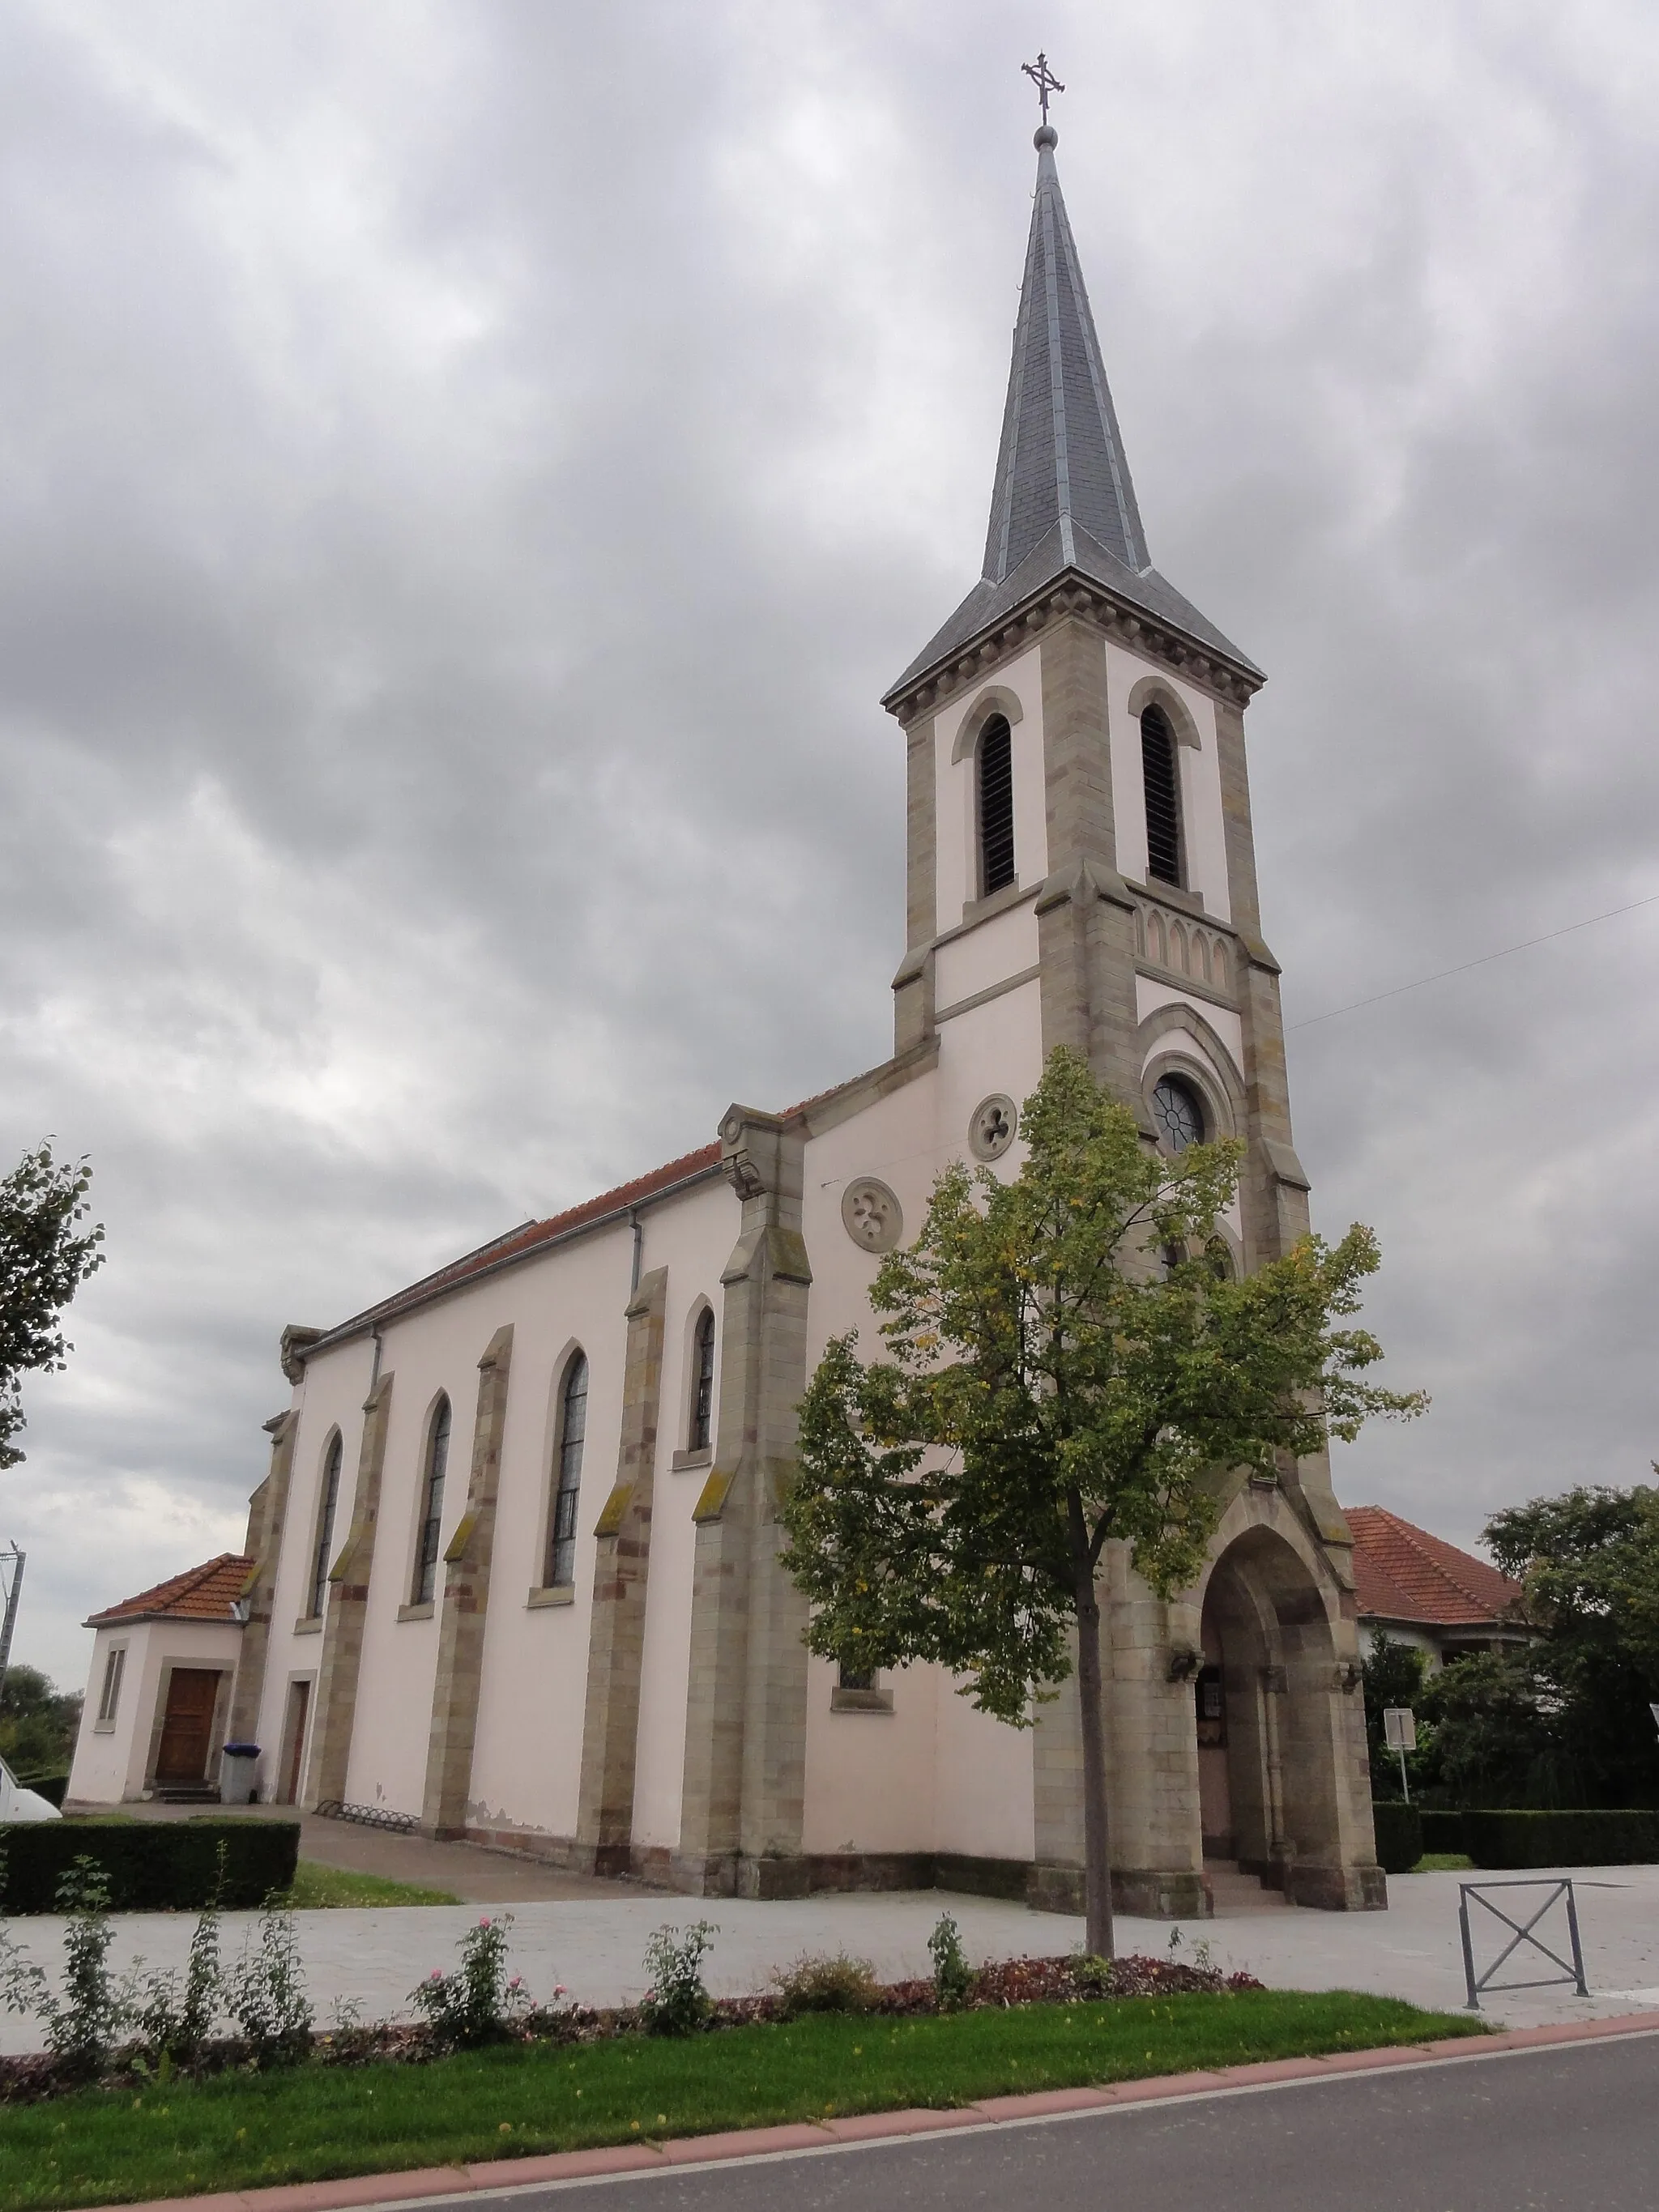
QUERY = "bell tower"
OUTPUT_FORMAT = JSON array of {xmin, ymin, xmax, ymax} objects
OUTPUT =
[{"xmin": 883, "ymin": 120, "xmax": 1353, "ymax": 1556}]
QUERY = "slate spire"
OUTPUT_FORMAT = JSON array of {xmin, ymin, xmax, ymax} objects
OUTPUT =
[
  {"xmin": 885, "ymin": 127, "xmax": 1258, "ymax": 704},
  {"xmin": 983, "ymin": 125, "xmax": 1149, "ymax": 586}
]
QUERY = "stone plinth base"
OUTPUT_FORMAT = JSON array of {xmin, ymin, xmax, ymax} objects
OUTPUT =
[
  {"xmin": 1286, "ymin": 1860, "xmax": 1388, "ymax": 1911},
  {"xmin": 1028, "ymin": 1863, "xmax": 1211, "ymax": 1920}
]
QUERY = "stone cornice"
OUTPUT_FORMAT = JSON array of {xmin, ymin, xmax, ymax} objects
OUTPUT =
[{"xmin": 887, "ymin": 573, "xmax": 1265, "ymax": 727}]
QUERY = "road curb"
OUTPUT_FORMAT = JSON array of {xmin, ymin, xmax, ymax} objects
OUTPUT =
[{"xmin": 118, "ymin": 2010, "xmax": 1659, "ymax": 2212}]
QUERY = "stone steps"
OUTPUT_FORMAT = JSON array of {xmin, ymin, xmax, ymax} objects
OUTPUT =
[{"xmin": 1205, "ymin": 1859, "xmax": 1292, "ymax": 1914}]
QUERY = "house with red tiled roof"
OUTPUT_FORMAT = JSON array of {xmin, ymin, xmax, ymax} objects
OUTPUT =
[
  {"xmin": 67, "ymin": 125, "xmax": 1393, "ymax": 1915},
  {"xmin": 1346, "ymin": 1507, "xmax": 1531, "ymax": 1669},
  {"xmin": 68, "ymin": 1555, "xmax": 253, "ymax": 1805}
]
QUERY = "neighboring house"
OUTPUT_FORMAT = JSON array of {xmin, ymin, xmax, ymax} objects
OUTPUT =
[
  {"xmin": 66, "ymin": 1554, "xmax": 251, "ymax": 1805},
  {"xmin": 1346, "ymin": 1507, "xmax": 1529, "ymax": 1670},
  {"xmin": 64, "ymin": 121, "xmax": 1388, "ymax": 1916}
]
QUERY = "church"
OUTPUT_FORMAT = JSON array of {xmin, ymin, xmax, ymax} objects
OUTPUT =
[{"xmin": 69, "ymin": 121, "xmax": 1384, "ymax": 1918}]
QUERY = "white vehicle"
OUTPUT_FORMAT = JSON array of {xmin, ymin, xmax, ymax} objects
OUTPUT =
[{"xmin": 0, "ymin": 1754, "xmax": 62, "ymax": 1822}]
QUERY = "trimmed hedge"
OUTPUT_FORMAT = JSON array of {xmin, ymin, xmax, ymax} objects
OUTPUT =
[
  {"xmin": 0, "ymin": 1817, "xmax": 300, "ymax": 1913},
  {"xmin": 1461, "ymin": 1809, "xmax": 1659, "ymax": 1869},
  {"xmin": 1418, "ymin": 1809, "xmax": 1468, "ymax": 1856},
  {"xmin": 1371, "ymin": 1802, "xmax": 1422, "ymax": 1873},
  {"xmin": 15, "ymin": 1773, "xmax": 69, "ymax": 1808}
]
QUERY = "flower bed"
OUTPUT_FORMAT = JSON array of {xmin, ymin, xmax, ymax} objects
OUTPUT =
[{"xmin": 0, "ymin": 1951, "xmax": 1259, "ymax": 2107}]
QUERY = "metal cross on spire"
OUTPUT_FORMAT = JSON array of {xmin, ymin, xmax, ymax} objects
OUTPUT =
[{"xmin": 1021, "ymin": 50, "xmax": 1064, "ymax": 124}]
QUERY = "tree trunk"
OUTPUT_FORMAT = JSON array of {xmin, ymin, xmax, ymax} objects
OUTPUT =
[{"xmin": 1073, "ymin": 1562, "xmax": 1115, "ymax": 1959}]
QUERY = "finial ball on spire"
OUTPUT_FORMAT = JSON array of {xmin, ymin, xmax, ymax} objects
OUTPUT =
[{"xmin": 1034, "ymin": 124, "xmax": 1058, "ymax": 151}]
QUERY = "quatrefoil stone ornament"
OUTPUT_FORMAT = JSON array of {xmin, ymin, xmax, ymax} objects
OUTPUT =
[
  {"xmin": 840, "ymin": 1177, "xmax": 903, "ymax": 1254},
  {"xmin": 969, "ymin": 1093, "xmax": 1018, "ymax": 1161}
]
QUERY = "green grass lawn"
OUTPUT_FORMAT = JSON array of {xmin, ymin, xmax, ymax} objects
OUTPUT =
[
  {"xmin": 281, "ymin": 1862, "xmax": 460, "ymax": 1909},
  {"xmin": 0, "ymin": 1990, "xmax": 1484, "ymax": 2210},
  {"xmin": 1408, "ymin": 1854, "xmax": 1477, "ymax": 1873}
]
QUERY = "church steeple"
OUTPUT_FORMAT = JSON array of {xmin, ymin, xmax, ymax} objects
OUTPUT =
[
  {"xmin": 885, "ymin": 126, "xmax": 1259, "ymax": 707},
  {"xmin": 983, "ymin": 125, "xmax": 1149, "ymax": 586}
]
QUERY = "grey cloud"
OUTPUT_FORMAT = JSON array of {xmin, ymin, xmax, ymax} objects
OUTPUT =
[{"xmin": 2, "ymin": 0, "xmax": 1656, "ymax": 1682}]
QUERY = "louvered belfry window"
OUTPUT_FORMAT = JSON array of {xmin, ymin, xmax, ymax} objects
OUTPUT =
[
  {"xmin": 978, "ymin": 715, "xmax": 1016, "ymax": 895},
  {"xmin": 1141, "ymin": 706, "xmax": 1183, "ymax": 886},
  {"xmin": 547, "ymin": 1352, "xmax": 589, "ymax": 1588}
]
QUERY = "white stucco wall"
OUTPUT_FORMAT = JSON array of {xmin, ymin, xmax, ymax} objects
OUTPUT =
[{"xmin": 795, "ymin": 960, "xmax": 1046, "ymax": 1860}]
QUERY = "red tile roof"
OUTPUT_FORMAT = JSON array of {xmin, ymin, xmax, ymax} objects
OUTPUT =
[
  {"xmin": 86, "ymin": 1554, "xmax": 254, "ymax": 1628},
  {"xmin": 1346, "ymin": 1506, "xmax": 1522, "ymax": 1630}
]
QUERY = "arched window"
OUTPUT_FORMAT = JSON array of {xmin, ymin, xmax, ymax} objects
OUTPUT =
[
  {"xmin": 412, "ymin": 1396, "xmax": 451, "ymax": 1605},
  {"xmin": 546, "ymin": 1353, "xmax": 589, "ymax": 1588},
  {"xmin": 309, "ymin": 1431, "xmax": 343, "ymax": 1622},
  {"xmin": 977, "ymin": 714, "xmax": 1015, "ymax": 896},
  {"xmin": 689, "ymin": 1307, "xmax": 715, "ymax": 1453},
  {"xmin": 1141, "ymin": 705, "xmax": 1183, "ymax": 887},
  {"xmin": 1151, "ymin": 1073, "xmax": 1205, "ymax": 1153}
]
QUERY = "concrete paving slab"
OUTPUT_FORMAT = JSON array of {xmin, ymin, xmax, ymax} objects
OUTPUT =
[{"xmin": 4, "ymin": 1864, "xmax": 1657, "ymax": 2052}]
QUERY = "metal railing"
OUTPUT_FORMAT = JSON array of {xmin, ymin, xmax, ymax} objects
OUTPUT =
[
  {"xmin": 313, "ymin": 1799, "xmax": 417, "ymax": 1835},
  {"xmin": 1458, "ymin": 1877, "xmax": 1589, "ymax": 2010}
]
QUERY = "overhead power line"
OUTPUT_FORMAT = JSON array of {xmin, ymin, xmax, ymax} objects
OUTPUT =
[{"xmin": 1286, "ymin": 890, "xmax": 1659, "ymax": 1033}]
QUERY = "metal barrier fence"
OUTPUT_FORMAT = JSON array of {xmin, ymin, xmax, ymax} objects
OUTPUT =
[
  {"xmin": 313, "ymin": 1798, "xmax": 418, "ymax": 1835},
  {"xmin": 1458, "ymin": 1877, "xmax": 1589, "ymax": 2010}
]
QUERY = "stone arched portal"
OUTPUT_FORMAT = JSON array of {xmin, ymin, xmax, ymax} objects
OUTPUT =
[{"xmin": 1196, "ymin": 1524, "xmax": 1384, "ymax": 1910}]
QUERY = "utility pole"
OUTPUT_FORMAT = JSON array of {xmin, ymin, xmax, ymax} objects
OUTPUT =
[{"xmin": 0, "ymin": 1545, "xmax": 24, "ymax": 1705}]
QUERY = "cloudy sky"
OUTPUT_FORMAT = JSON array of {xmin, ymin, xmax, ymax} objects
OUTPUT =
[{"xmin": 2, "ymin": 1, "xmax": 1657, "ymax": 1691}]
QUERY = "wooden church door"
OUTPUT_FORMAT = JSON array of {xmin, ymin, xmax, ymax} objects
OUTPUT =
[{"xmin": 156, "ymin": 1668, "xmax": 220, "ymax": 1784}]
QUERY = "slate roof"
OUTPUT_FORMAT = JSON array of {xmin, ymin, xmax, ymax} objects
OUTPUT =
[
  {"xmin": 886, "ymin": 131, "xmax": 1259, "ymax": 702},
  {"xmin": 87, "ymin": 1554, "xmax": 254, "ymax": 1628},
  {"xmin": 1346, "ymin": 1506, "xmax": 1523, "ymax": 1631}
]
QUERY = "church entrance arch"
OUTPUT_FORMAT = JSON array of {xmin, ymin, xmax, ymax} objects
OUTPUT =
[{"xmin": 1197, "ymin": 1526, "xmax": 1353, "ymax": 1905}]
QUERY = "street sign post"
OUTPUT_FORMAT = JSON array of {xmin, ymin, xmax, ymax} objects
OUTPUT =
[{"xmin": 1383, "ymin": 1705, "xmax": 1416, "ymax": 1802}]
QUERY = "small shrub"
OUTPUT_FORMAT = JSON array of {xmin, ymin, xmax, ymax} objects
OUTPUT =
[
  {"xmin": 772, "ymin": 1949, "xmax": 879, "ymax": 2017},
  {"xmin": 134, "ymin": 1899, "xmax": 225, "ymax": 2071},
  {"xmin": 1372, "ymin": 1802, "xmax": 1423, "ymax": 1873},
  {"xmin": 18, "ymin": 1860, "xmax": 130, "ymax": 2078},
  {"xmin": 926, "ymin": 1912, "xmax": 973, "ymax": 2011},
  {"xmin": 227, "ymin": 1894, "xmax": 312, "ymax": 2066},
  {"xmin": 409, "ymin": 1915, "xmax": 526, "ymax": 2048},
  {"xmin": 638, "ymin": 1920, "xmax": 716, "ymax": 2036}
]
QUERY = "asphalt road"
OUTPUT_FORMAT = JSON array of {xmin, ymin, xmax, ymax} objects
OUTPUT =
[{"xmin": 463, "ymin": 2038, "xmax": 1659, "ymax": 2210}]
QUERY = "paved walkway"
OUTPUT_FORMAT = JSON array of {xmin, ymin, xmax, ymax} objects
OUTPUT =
[
  {"xmin": 4, "ymin": 1863, "xmax": 1657, "ymax": 2052},
  {"xmin": 106, "ymin": 1802, "xmax": 624, "ymax": 1903}
]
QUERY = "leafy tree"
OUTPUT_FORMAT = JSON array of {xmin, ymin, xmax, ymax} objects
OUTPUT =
[
  {"xmin": 1414, "ymin": 1485, "xmax": 1659, "ymax": 1810},
  {"xmin": 1361, "ymin": 1632, "xmax": 1427, "ymax": 1801},
  {"xmin": 781, "ymin": 1047, "xmax": 1422, "ymax": 1957},
  {"xmin": 0, "ymin": 1665, "xmax": 83, "ymax": 1779},
  {"xmin": 1416, "ymin": 1647, "xmax": 1578, "ymax": 1808},
  {"xmin": 0, "ymin": 1142, "xmax": 104, "ymax": 1470},
  {"xmin": 1487, "ymin": 1484, "xmax": 1659, "ymax": 1690}
]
